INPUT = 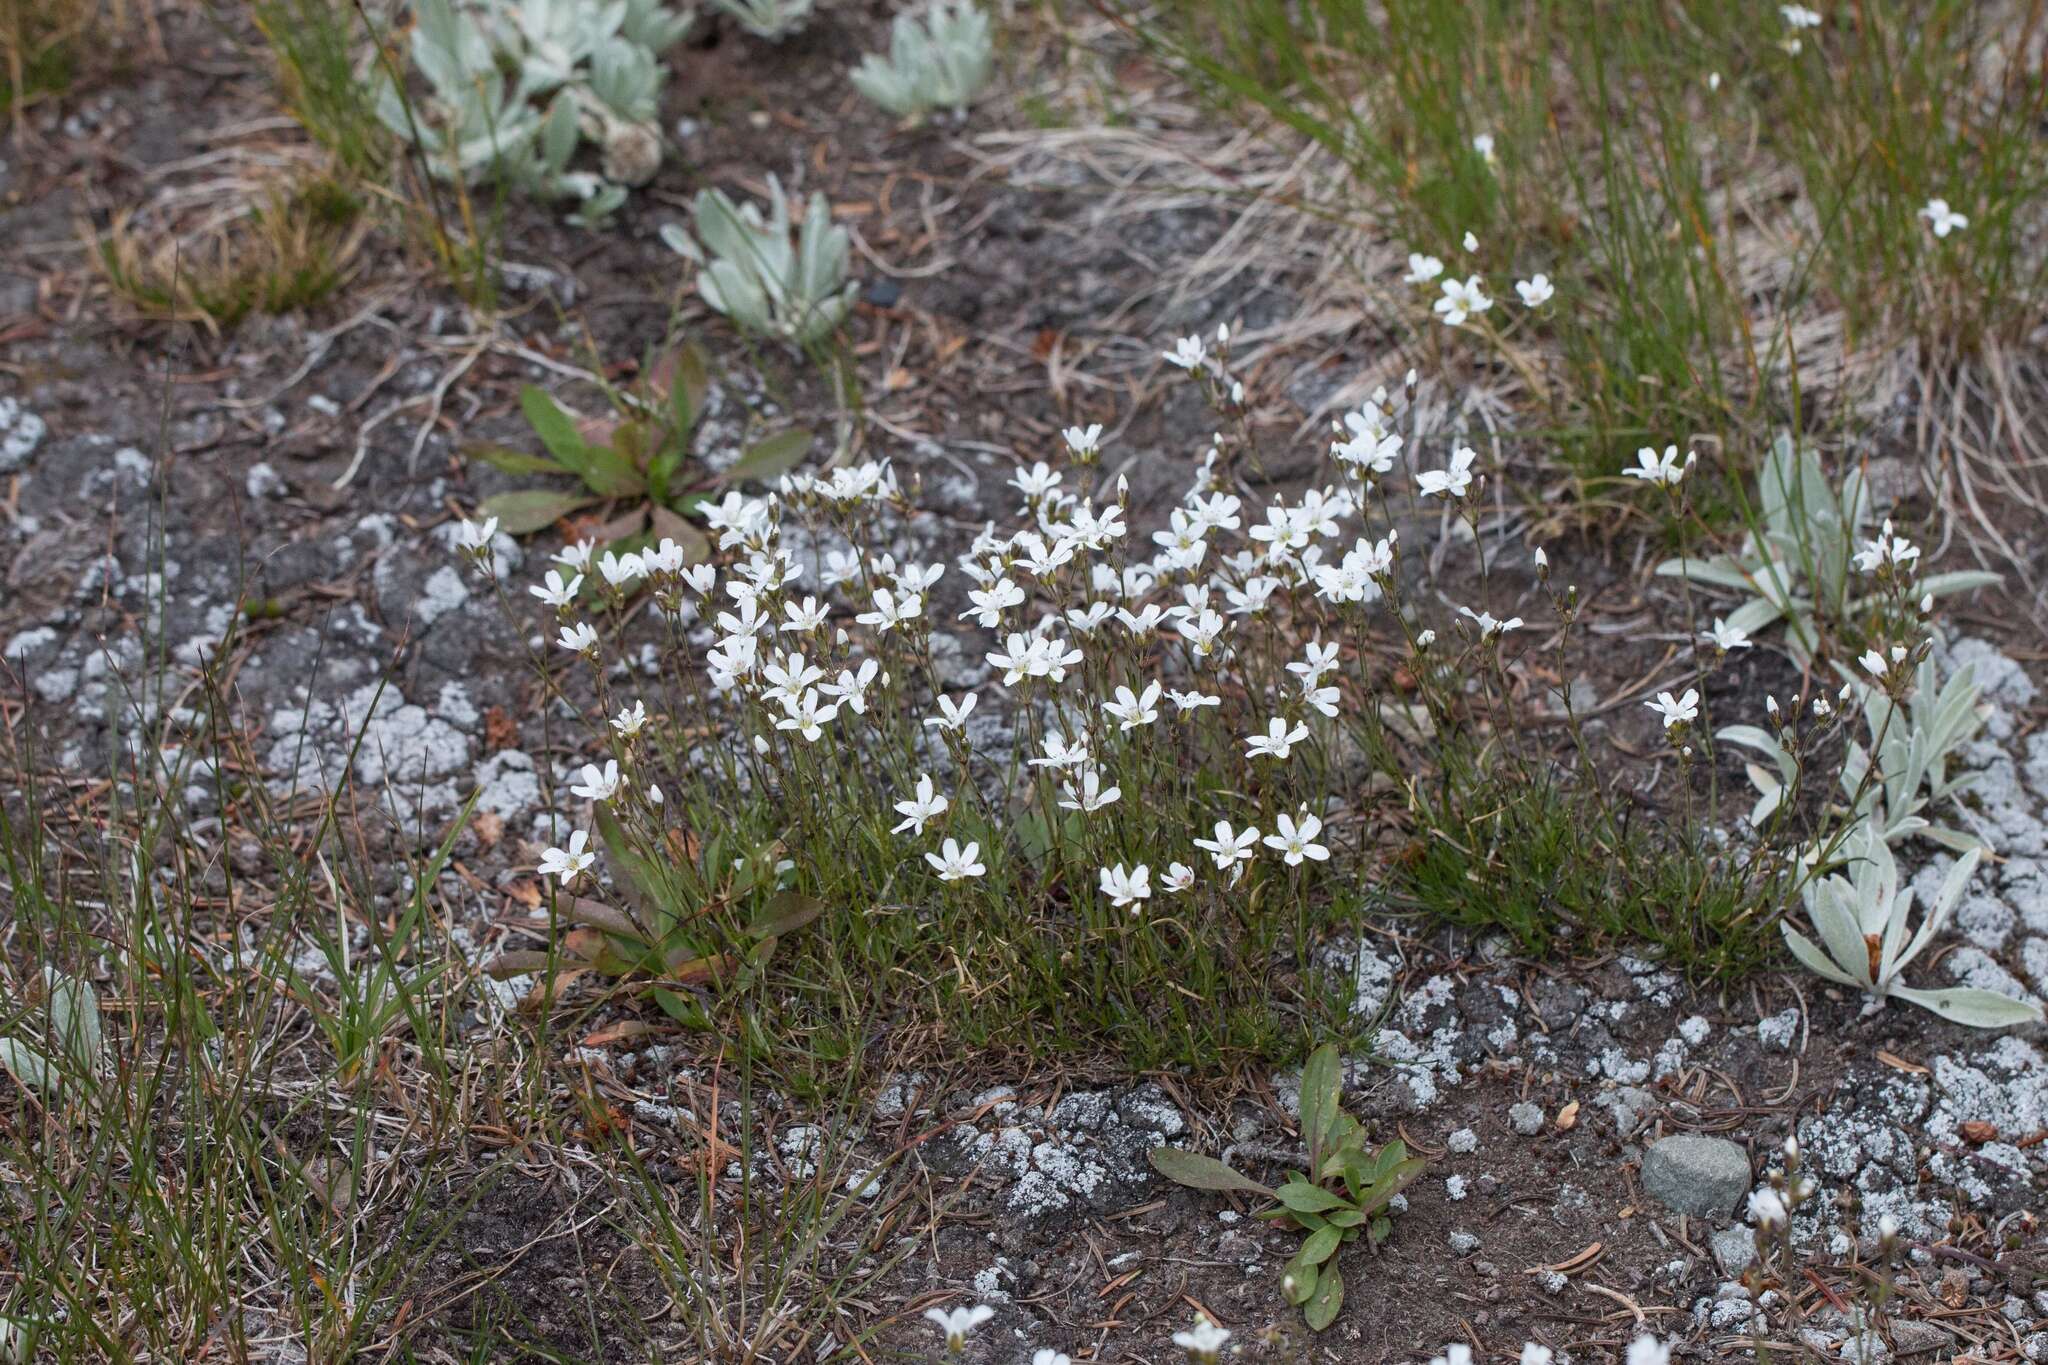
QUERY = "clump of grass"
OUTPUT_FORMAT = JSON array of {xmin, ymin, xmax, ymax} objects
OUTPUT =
[
  {"xmin": 93, "ymin": 173, "xmax": 368, "ymax": 330},
  {"xmin": 1120, "ymin": 0, "xmax": 2048, "ymax": 492},
  {"xmin": 250, "ymin": 0, "xmax": 392, "ymax": 177},
  {"xmin": 0, "ymin": 0, "xmax": 100, "ymax": 120}
]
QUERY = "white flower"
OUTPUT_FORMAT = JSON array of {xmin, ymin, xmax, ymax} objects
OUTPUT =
[
  {"xmin": 553, "ymin": 539, "xmax": 596, "ymax": 574},
  {"xmin": 611, "ymin": 700, "xmax": 648, "ymax": 736},
  {"xmin": 963, "ymin": 578, "xmax": 1025, "ymax": 629},
  {"xmin": 1625, "ymin": 1336, "xmax": 1671, "ymax": 1365},
  {"xmin": 1852, "ymin": 519, "xmax": 1920, "ymax": 574},
  {"xmin": 1011, "ymin": 460, "xmax": 1063, "ymax": 502},
  {"xmin": 1030, "ymin": 730, "xmax": 1090, "ymax": 770},
  {"xmin": 1168, "ymin": 688, "xmax": 1221, "ymax": 713},
  {"xmin": 453, "ymin": 515, "xmax": 499, "ymax": 553},
  {"xmin": 1287, "ymin": 640, "xmax": 1340, "ymax": 683},
  {"xmin": 1622, "ymin": 444, "xmax": 1696, "ymax": 486},
  {"xmin": 1780, "ymin": 3, "xmax": 1821, "ymax": 27},
  {"xmin": 1172, "ymin": 1315, "xmax": 1231, "ymax": 1361},
  {"xmin": 854, "ymin": 588, "xmax": 921, "ymax": 632},
  {"xmin": 1103, "ymin": 681, "xmax": 1162, "ymax": 731},
  {"xmin": 529, "ymin": 569, "xmax": 582, "ymax": 607},
  {"xmin": 1263, "ymin": 809, "xmax": 1329, "ymax": 866},
  {"xmin": 1099, "ymin": 863, "xmax": 1152, "ymax": 910},
  {"xmin": 923, "ymin": 1304, "xmax": 995, "ymax": 1352},
  {"xmin": 780, "ymin": 595, "xmax": 830, "ymax": 633},
  {"xmin": 557, "ymin": 621, "xmax": 599, "ymax": 655},
  {"xmin": 1433, "ymin": 275, "xmax": 1491, "ymax": 326},
  {"xmin": 1514, "ymin": 274, "xmax": 1554, "ymax": 307},
  {"xmin": 1472, "ymin": 131, "xmax": 1496, "ymax": 164},
  {"xmin": 924, "ymin": 839, "xmax": 986, "ymax": 882},
  {"xmin": 1748, "ymin": 1187, "xmax": 1787, "ymax": 1228},
  {"xmin": 1645, "ymin": 688, "xmax": 1700, "ymax": 728},
  {"xmin": 1456, "ymin": 606, "xmax": 1524, "ymax": 636},
  {"xmin": 1245, "ymin": 717, "xmax": 1310, "ymax": 761},
  {"xmin": 1860, "ymin": 648, "xmax": 1891, "ymax": 678},
  {"xmin": 1193, "ymin": 820, "xmax": 1260, "ymax": 872},
  {"xmin": 1163, "ymin": 335, "xmax": 1208, "ymax": 370},
  {"xmin": 925, "ymin": 693, "xmax": 978, "ymax": 732},
  {"xmin": 1520, "ymin": 1347, "xmax": 1554, "ymax": 1365},
  {"xmin": 1062, "ymin": 424, "xmax": 1103, "ymax": 457},
  {"xmin": 571, "ymin": 760, "xmax": 622, "ymax": 803},
  {"xmin": 1919, "ymin": 197, "xmax": 1968, "ymax": 238},
  {"xmin": 892, "ymin": 773, "xmax": 949, "ymax": 835},
  {"xmin": 596, "ymin": 550, "xmax": 642, "ymax": 587},
  {"xmin": 1417, "ymin": 446, "xmax": 1478, "ymax": 499},
  {"xmin": 1461, "ymin": 230, "xmax": 1479, "ymax": 252},
  {"xmin": 1162, "ymin": 862, "xmax": 1195, "ymax": 893},
  {"xmin": 775, "ymin": 689, "xmax": 840, "ymax": 743},
  {"xmin": 1703, "ymin": 618, "xmax": 1752, "ymax": 652},
  {"xmin": 1404, "ymin": 252, "xmax": 1445, "ymax": 284},
  {"xmin": 1058, "ymin": 768, "xmax": 1122, "ymax": 812},
  {"xmin": 818, "ymin": 658, "xmax": 880, "ymax": 714},
  {"xmin": 536, "ymin": 830, "xmax": 595, "ymax": 885}
]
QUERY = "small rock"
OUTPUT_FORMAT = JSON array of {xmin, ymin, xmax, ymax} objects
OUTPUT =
[
  {"xmin": 1641, "ymin": 1134, "xmax": 1751, "ymax": 1219},
  {"xmin": 1508, "ymin": 1102, "xmax": 1544, "ymax": 1135},
  {"xmin": 1711, "ymin": 1226, "xmax": 1757, "ymax": 1276},
  {"xmin": 1886, "ymin": 1321, "xmax": 1952, "ymax": 1357}
]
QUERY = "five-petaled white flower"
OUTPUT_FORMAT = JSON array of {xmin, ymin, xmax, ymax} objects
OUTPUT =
[
  {"xmin": 557, "ymin": 621, "xmax": 599, "ymax": 655},
  {"xmin": 892, "ymin": 773, "xmax": 949, "ymax": 835},
  {"xmin": 1645, "ymin": 688, "xmax": 1700, "ymax": 728},
  {"xmin": 1263, "ymin": 809, "xmax": 1329, "ymax": 866},
  {"xmin": 1103, "ymin": 681, "xmax": 1162, "ymax": 731},
  {"xmin": 1747, "ymin": 1187, "xmax": 1788, "ymax": 1228},
  {"xmin": 1404, "ymin": 252, "xmax": 1445, "ymax": 284},
  {"xmin": 1853, "ymin": 519, "xmax": 1920, "ymax": 574},
  {"xmin": 1433, "ymin": 275, "xmax": 1492, "ymax": 326},
  {"xmin": 924, "ymin": 839, "xmax": 986, "ymax": 882},
  {"xmin": 1161, "ymin": 862, "xmax": 1195, "ymax": 894},
  {"xmin": 1417, "ymin": 446, "xmax": 1479, "ymax": 500},
  {"xmin": 571, "ymin": 760, "xmax": 622, "ymax": 802},
  {"xmin": 1062, "ymin": 424, "xmax": 1103, "ymax": 457},
  {"xmin": 1456, "ymin": 606, "xmax": 1524, "ymax": 636},
  {"xmin": 1194, "ymin": 820, "xmax": 1260, "ymax": 872},
  {"xmin": 1245, "ymin": 717, "xmax": 1310, "ymax": 761},
  {"xmin": 612, "ymin": 700, "xmax": 648, "ymax": 736},
  {"xmin": 781, "ymin": 596, "xmax": 829, "ymax": 633},
  {"xmin": 1515, "ymin": 274, "xmax": 1554, "ymax": 307},
  {"xmin": 924, "ymin": 692, "xmax": 978, "ymax": 731},
  {"xmin": 1059, "ymin": 768, "xmax": 1122, "ymax": 812},
  {"xmin": 1099, "ymin": 862, "xmax": 1152, "ymax": 910},
  {"xmin": 1623, "ymin": 444, "xmax": 1696, "ymax": 486},
  {"xmin": 453, "ymin": 516, "xmax": 498, "ymax": 553},
  {"xmin": 923, "ymin": 1304, "xmax": 995, "ymax": 1352},
  {"xmin": 530, "ymin": 569, "xmax": 582, "ymax": 607},
  {"xmin": 536, "ymin": 830, "xmax": 595, "ymax": 885},
  {"xmin": 1163, "ymin": 335, "xmax": 1208, "ymax": 370},
  {"xmin": 1919, "ymin": 197, "xmax": 1967, "ymax": 238},
  {"xmin": 1472, "ymin": 132, "xmax": 1496, "ymax": 164},
  {"xmin": 1173, "ymin": 1315, "xmax": 1232, "ymax": 1362},
  {"xmin": 1703, "ymin": 618, "xmax": 1752, "ymax": 652}
]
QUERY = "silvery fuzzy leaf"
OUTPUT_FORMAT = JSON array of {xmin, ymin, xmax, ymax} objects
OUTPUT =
[
  {"xmin": 1782, "ymin": 921, "xmax": 1859, "ymax": 989},
  {"xmin": 1889, "ymin": 985, "xmax": 2043, "ymax": 1028}
]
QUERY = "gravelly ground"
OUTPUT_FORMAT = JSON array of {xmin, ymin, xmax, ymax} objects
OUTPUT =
[{"xmin": 2, "ymin": 5, "xmax": 2047, "ymax": 1362}]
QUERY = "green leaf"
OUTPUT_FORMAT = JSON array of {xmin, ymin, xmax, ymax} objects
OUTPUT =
[
  {"xmin": 1274, "ymin": 1180, "xmax": 1350, "ymax": 1214},
  {"xmin": 1355, "ymin": 1157, "xmax": 1428, "ymax": 1215},
  {"xmin": 1297, "ymin": 1222, "xmax": 1342, "ymax": 1266},
  {"xmin": 1890, "ymin": 985, "xmax": 2044, "ymax": 1028},
  {"xmin": 520, "ymin": 386, "xmax": 593, "ymax": 474},
  {"xmin": 1298, "ymin": 1043, "xmax": 1341, "ymax": 1168},
  {"xmin": 478, "ymin": 488, "xmax": 599, "ymax": 535},
  {"xmin": 1280, "ymin": 1249, "xmax": 1319, "ymax": 1306},
  {"xmin": 1303, "ymin": 1260, "xmax": 1344, "ymax": 1331},
  {"xmin": 748, "ymin": 891, "xmax": 825, "ymax": 940},
  {"xmin": 1147, "ymin": 1148, "xmax": 1277, "ymax": 1197},
  {"xmin": 669, "ymin": 343, "xmax": 710, "ymax": 436},
  {"xmin": 722, "ymin": 428, "xmax": 813, "ymax": 486},
  {"xmin": 651, "ymin": 987, "xmax": 713, "ymax": 1030},
  {"xmin": 467, "ymin": 444, "xmax": 569, "ymax": 477}
]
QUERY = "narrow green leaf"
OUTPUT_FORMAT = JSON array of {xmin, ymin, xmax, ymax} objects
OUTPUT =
[
  {"xmin": 723, "ymin": 428, "xmax": 813, "ymax": 486},
  {"xmin": 467, "ymin": 444, "xmax": 569, "ymax": 476},
  {"xmin": 1274, "ymin": 1181, "xmax": 1350, "ymax": 1214},
  {"xmin": 1147, "ymin": 1148, "xmax": 1277, "ymax": 1197},
  {"xmin": 478, "ymin": 488, "xmax": 599, "ymax": 535},
  {"xmin": 1304, "ymin": 1260, "xmax": 1344, "ymax": 1330}
]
